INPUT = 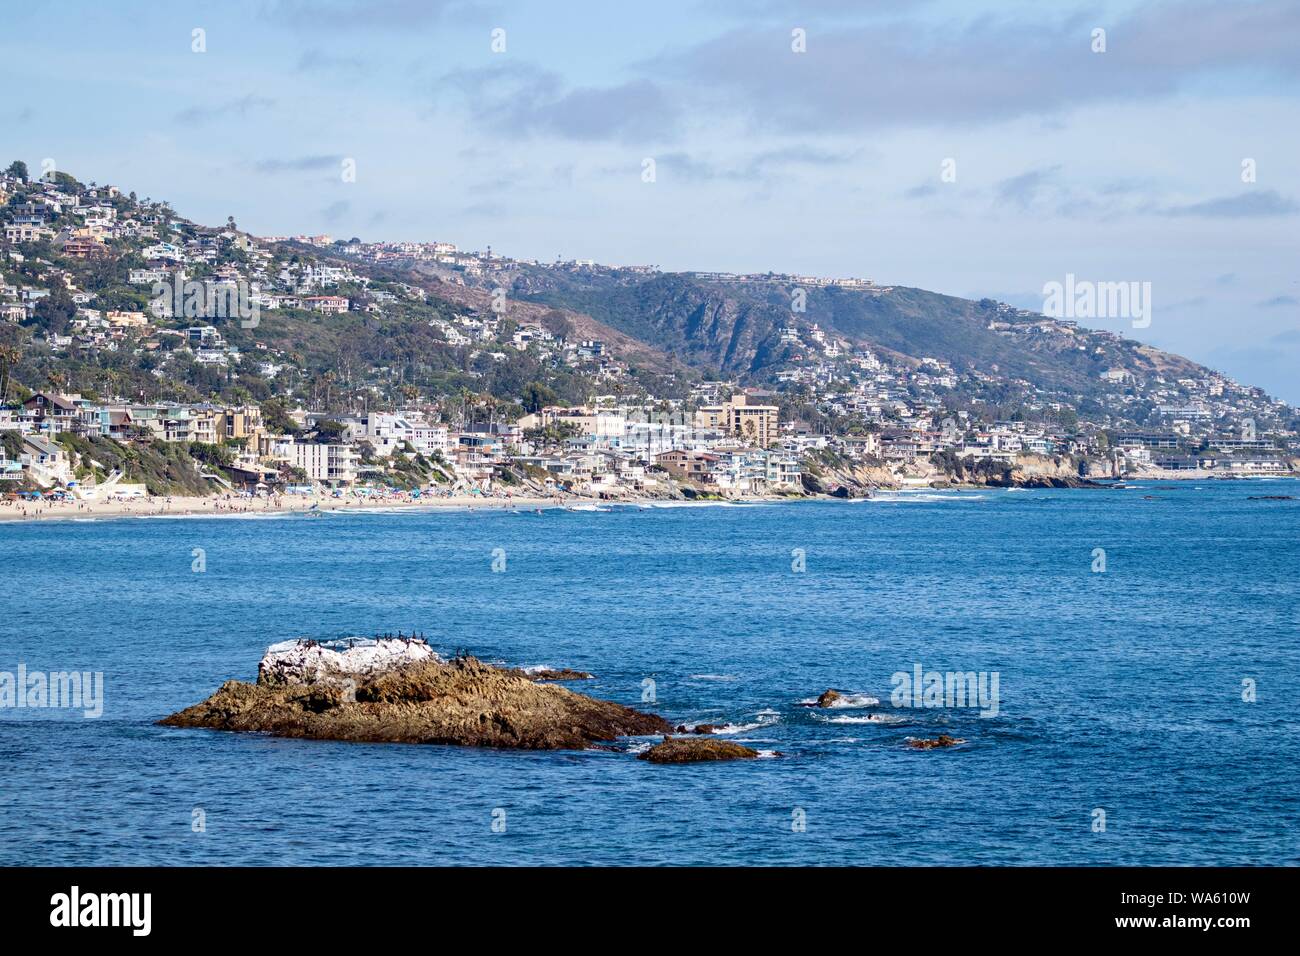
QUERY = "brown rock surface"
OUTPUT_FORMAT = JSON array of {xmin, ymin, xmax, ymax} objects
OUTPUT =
[
  {"xmin": 160, "ymin": 656, "xmax": 672, "ymax": 750},
  {"xmin": 907, "ymin": 734, "xmax": 965, "ymax": 750},
  {"xmin": 638, "ymin": 736, "xmax": 760, "ymax": 764}
]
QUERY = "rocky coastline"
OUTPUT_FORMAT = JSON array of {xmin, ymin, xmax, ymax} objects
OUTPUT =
[{"xmin": 801, "ymin": 452, "xmax": 1111, "ymax": 497}]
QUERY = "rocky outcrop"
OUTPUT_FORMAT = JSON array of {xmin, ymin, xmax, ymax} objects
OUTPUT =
[
  {"xmin": 638, "ymin": 736, "xmax": 760, "ymax": 763},
  {"xmin": 815, "ymin": 689, "xmax": 842, "ymax": 708},
  {"xmin": 801, "ymin": 466, "xmax": 878, "ymax": 497},
  {"xmin": 162, "ymin": 649, "xmax": 672, "ymax": 750},
  {"xmin": 800, "ymin": 451, "xmax": 1110, "ymax": 496},
  {"xmin": 985, "ymin": 454, "xmax": 1104, "ymax": 488},
  {"xmin": 908, "ymin": 734, "xmax": 965, "ymax": 750},
  {"xmin": 986, "ymin": 470, "xmax": 1101, "ymax": 489}
]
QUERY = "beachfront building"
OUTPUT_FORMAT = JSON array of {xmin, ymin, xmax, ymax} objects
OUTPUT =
[
  {"xmin": 0, "ymin": 448, "xmax": 22, "ymax": 482},
  {"xmin": 839, "ymin": 433, "xmax": 882, "ymax": 460},
  {"xmin": 694, "ymin": 393, "xmax": 779, "ymax": 448},
  {"xmin": 215, "ymin": 405, "xmax": 264, "ymax": 443},
  {"xmin": 710, "ymin": 447, "xmax": 770, "ymax": 493},
  {"xmin": 766, "ymin": 453, "xmax": 803, "ymax": 490},
  {"xmin": 21, "ymin": 434, "xmax": 73, "ymax": 486},
  {"xmin": 350, "ymin": 413, "xmax": 449, "ymax": 458},
  {"xmin": 452, "ymin": 434, "xmax": 502, "ymax": 485},
  {"xmin": 21, "ymin": 392, "xmax": 80, "ymax": 431},
  {"xmin": 655, "ymin": 450, "xmax": 720, "ymax": 483},
  {"xmin": 272, "ymin": 440, "xmax": 359, "ymax": 486}
]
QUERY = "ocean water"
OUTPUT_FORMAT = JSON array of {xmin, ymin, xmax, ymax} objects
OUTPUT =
[{"xmin": 1, "ymin": 481, "xmax": 1297, "ymax": 866}]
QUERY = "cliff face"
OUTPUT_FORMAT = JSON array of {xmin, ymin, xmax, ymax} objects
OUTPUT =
[
  {"xmin": 981, "ymin": 454, "xmax": 1103, "ymax": 488},
  {"xmin": 801, "ymin": 458, "xmax": 899, "ymax": 495},
  {"xmin": 801, "ymin": 452, "xmax": 1107, "ymax": 495}
]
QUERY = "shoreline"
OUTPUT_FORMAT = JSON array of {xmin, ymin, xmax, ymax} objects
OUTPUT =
[
  {"xmin": 1, "ymin": 474, "xmax": 1293, "ymax": 525},
  {"xmin": 0, "ymin": 490, "xmax": 799, "ymax": 524},
  {"xmin": 0, "ymin": 492, "xmax": 571, "ymax": 523}
]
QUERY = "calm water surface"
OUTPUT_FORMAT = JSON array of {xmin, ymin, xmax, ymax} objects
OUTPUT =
[{"xmin": 1, "ymin": 481, "xmax": 1297, "ymax": 865}]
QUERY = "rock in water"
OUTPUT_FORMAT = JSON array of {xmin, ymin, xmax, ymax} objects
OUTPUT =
[
  {"xmin": 258, "ymin": 638, "xmax": 439, "ymax": 689},
  {"xmin": 162, "ymin": 652, "xmax": 672, "ymax": 750},
  {"xmin": 511, "ymin": 666, "xmax": 594, "ymax": 682},
  {"xmin": 908, "ymin": 734, "xmax": 965, "ymax": 750},
  {"xmin": 816, "ymin": 689, "xmax": 842, "ymax": 708},
  {"xmin": 638, "ymin": 736, "xmax": 760, "ymax": 764}
]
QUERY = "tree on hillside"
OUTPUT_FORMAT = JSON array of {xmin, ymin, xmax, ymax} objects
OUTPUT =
[
  {"xmin": 32, "ymin": 285, "xmax": 76, "ymax": 336},
  {"xmin": 312, "ymin": 419, "xmax": 348, "ymax": 444},
  {"xmin": 521, "ymin": 381, "xmax": 557, "ymax": 414},
  {"xmin": 260, "ymin": 398, "xmax": 301, "ymax": 435},
  {"xmin": 540, "ymin": 309, "xmax": 573, "ymax": 341},
  {"xmin": 5, "ymin": 161, "xmax": 27, "ymax": 182}
]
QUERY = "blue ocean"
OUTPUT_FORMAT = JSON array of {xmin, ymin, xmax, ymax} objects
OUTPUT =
[{"xmin": 2, "ymin": 481, "xmax": 1297, "ymax": 866}]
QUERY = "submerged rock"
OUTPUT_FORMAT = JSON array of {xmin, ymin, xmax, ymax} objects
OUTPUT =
[
  {"xmin": 162, "ymin": 651, "xmax": 672, "ymax": 750},
  {"xmin": 638, "ymin": 736, "xmax": 760, "ymax": 764},
  {"xmin": 908, "ymin": 734, "xmax": 965, "ymax": 750},
  {"xmin": 512, "ymin": 666, "xmax": 594, "ymax": 682}
]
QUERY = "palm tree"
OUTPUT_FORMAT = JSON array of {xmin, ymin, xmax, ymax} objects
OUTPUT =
[
  {"xmin": 459, "ymin": 387, "xmax": 475, "ymax": 430},
  {"xmin": 0, "ymin": 345, "xmax": 20, "ymax": 406}
]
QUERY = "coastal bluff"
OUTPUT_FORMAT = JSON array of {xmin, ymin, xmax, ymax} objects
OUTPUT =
[{"xmin": 160, "ymin": 639, "xmax": 672, "ymax": 750}]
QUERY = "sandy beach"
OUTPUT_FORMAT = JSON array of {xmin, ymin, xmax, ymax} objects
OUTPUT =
[
  {"xmin": 0, "ymin": 491, "xmax": 571, "ymax": 523},
  {"xmin": 0, "ymin": 487, "xmax": 813, "ymax": 523}
]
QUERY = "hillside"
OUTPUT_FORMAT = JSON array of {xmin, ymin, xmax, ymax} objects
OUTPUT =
[
  {"xmin": 501, "ymin": 265, "xmax": 1205, "ymax": 397},
  {"xmin": 1, "ymin": 159, "xmax": 1295, "ymax": 453}
]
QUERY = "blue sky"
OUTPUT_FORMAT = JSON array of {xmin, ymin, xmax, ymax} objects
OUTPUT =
[{"xmin": 4, "ymin": 0, "xmax": 1298, "ymax": 400}]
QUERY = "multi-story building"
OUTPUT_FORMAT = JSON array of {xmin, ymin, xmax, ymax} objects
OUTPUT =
[
  {"xmin": 655, "ymin": 450, "xmax": 720, "ymax": 482},
  {"xmin": 694, "ymin": 394, "xmax": 779, "ymax": 447},
  {"xmin": 353, "ymin": 413, "xmax": 449, "ymax": 457},
  {"xmin": 273, "ymin": 440, "xmax": 358, "ymax": 486}
]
